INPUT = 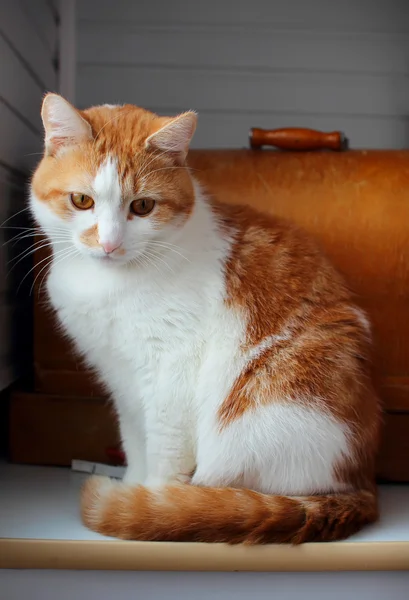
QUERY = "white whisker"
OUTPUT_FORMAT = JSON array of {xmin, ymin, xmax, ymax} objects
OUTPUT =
[
  {"xmin": 146, "ymin": 165, "xmax": 193, "ymax": 178},
  {"xmin": 16, "ymin": 245, "xmax": 73, "ymax": 291},
  {"xmin": 0, "ymin": 207, "xmax": 31, "ymax": 228},
  {"xmin": 148, "ymin": 241, "xmax": 190, "ymax": 262},
  {"xmin": 33, "ymin": 247, "xmax": 79, "ymax": 297},
  {"xmin": 7, "ymin": 239, "xmax": 69, "ymax": 266},
  {"xmin": 142, "ymin": 248, "xmax": 175, "ymax": 275},
  {"xmin": 136, "ymin": 148, "xmax": 174, "ymax": 181}
]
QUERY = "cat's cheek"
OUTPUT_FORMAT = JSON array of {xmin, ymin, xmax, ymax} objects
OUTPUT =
[{"xmin": 29, "ymin": 192, "xmax": 67, "ymax": 233}]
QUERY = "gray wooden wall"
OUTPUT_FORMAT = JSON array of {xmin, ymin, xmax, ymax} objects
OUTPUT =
[
  {"xmin": 76, "ymin": 0, "xmax": 409, "ymax": 149},
  {"xmin": 0, "ymin": 0, "xmax": 58, "ymax": 390}
]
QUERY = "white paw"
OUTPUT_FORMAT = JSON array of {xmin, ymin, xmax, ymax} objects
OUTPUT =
[{"xmin": 122, "ymin": 467, "xmax": 144, "ymax": 486}]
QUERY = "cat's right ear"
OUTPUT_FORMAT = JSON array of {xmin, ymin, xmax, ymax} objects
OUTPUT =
[
  {"xmin": 41, "ymin": 93, "xmax": 93, "ymax": 156},
  {"xmin": 145, "ymin": 111, "xmax": 197, "ymax": 164}
]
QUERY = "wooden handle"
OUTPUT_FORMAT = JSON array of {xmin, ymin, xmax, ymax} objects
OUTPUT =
[{"xmin": 249, "ymin": 127, "xmax": 347, "ymax": 151}]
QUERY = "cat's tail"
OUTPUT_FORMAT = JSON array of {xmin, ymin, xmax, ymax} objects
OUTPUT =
[{"xmin": 81, "ymin": 477, "xmax": 378, "ymax": 544}]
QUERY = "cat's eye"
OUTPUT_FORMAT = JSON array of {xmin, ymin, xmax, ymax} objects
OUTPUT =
[
  {"xmin": 130, "ymin": 198, "xmax": 156, "ymax": 217},
  {"xmin": 70, "ymin": 193, "xmax": 94, "ymax": 210}
]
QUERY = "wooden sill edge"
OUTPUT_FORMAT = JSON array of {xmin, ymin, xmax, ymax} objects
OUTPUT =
[{"xmin": 1, "ymin": 538, "xmax": 409, "ymax": 571}]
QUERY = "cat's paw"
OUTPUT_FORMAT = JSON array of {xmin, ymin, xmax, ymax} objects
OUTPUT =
[{"xmin": 122, "ymin": 467, "xmax": 144, "ymax": 486}]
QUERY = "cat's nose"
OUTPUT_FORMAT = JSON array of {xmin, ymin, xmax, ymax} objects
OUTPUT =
[{"xmin": 101, "ymin": 241, "xmax": 121, "ymax": 254}]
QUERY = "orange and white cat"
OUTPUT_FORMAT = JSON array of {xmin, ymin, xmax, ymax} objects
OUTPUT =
[{"xmin": 30, "ymin": 93, "xmax": 381, "ymax": 544}]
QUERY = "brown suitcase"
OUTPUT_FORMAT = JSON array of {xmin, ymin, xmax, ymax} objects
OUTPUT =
[{"xmin": 10, "ymin": 130, "xmax": 409, "ymax": 481}]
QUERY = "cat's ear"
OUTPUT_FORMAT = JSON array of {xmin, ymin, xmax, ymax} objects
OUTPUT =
[
  {"xmin": 145, "ymin": 111, "xmax": 197, "ymax": 164},
  {"xmin": 41, "ymin": 93, "xmax": 93, "ymax": 156}
]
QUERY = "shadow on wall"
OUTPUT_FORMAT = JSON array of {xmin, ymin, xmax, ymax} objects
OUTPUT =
[{"xmin": 0, "ymin": 169, "xmax": 34, "ymax": 394}]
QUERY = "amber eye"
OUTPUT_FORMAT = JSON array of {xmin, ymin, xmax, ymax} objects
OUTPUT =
[
  {"xmin": 70, "ymin": 193, "xmax": 94, "ymax": 210},
  {"xmin": 130, "ymin": 198, "xmax": 155, "ymax": 217}
]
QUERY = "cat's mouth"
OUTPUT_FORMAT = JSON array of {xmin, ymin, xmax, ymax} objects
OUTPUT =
[
  {"xmin": 93, "ymin": 251, "xmax": 127, "ymax": 265},
  {"xmin": 96, "ymin": 253, "xmax": 117, "ymax": 262}
]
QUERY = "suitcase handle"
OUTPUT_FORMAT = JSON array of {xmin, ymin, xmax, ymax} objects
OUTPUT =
[{"xmin": 249, "ymin": 127, "xmax": 347, "ymax": 151}]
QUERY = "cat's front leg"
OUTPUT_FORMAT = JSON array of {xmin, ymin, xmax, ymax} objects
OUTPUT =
[
  {"xmin": 144, "ymin": 405, "xmax": 196, "ymax": 487},
  {"xmin": 116, "ymin": 404, "xmax": 146, "ymax": 485}
]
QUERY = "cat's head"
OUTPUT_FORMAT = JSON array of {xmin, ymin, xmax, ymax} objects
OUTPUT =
[{"xmin": 30, "ymin": 93, "xmax": 197, "ymax": 265}]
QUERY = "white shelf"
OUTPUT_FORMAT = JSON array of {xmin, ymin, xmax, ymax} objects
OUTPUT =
[{"xmin": 1, "ymin": 462, "xmax": 409, "ymax": 571}]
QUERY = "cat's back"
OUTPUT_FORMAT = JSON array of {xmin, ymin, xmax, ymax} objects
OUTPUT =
[{"xmin": 209, "ymin": 198, "xmax": 355, "ymax": 334}]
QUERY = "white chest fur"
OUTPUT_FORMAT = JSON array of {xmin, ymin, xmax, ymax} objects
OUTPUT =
[
  {"xmin": 47, "ymin": 243, "xmax": 225, "ymax": 397},
  {"xmin": 46, "ymin": 202, "xmax": 234, "ymax": 484}
]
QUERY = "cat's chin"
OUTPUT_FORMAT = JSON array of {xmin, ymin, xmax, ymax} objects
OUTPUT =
[{"xmin": 93, "ymin": 254, "xmax": 127, "ymax": 266}]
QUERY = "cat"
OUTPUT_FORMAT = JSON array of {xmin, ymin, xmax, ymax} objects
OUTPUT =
[{"xmin": 30, "ymin": 93, "xmax": 381, "ymax": 544}]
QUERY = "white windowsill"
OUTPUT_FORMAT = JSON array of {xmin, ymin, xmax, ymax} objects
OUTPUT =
[{"xmin": 1, "ymin": 462, "xmax": 409, "ymax": 571}]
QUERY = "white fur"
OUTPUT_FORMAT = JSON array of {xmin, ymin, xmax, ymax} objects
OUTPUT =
[
  {"xmin": 30, "ymin": 164, "xmax": 352, "ymax": 495},
  {"xmin": 93, "ymin": 157, "xmax": 124, "ymax": 251}
]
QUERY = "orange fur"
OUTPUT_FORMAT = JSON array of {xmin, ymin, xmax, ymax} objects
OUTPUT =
[
  {"xmin": 80, "ymin": 224, "xmax": 99, "ymax": 248},
  {"xmin": 212, "ymin": 201, "xmax": 380, "ymax": 491},
  {"xmin": 32, "ymin": 100, "xmax": 195, "ymax": 227},
  {"xmin": 81, "ymin": 477, "xmax": 378, "ymax": 544}
]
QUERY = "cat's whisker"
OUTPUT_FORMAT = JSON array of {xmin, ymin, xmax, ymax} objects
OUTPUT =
[
  {"xmin": 7, "ymin": 244, "xmax": 52, "ymax": 275},
  {"xmin": 136, "ymin": 148, "xmax": 175, "ymax": 181},
  {"xmin": 29, "ymin": 246, "xmax": 78, "ymax": 295},
  {"xmin": 0, "ymin": 206, "xmax": 31, "ymax": 228},
  {"xmin": 2, "ymin": 230, "xmax": 70, "ymax": 247},
  {"xmin": 2, "ymin": 232, "xmax": 35, "ymax": 247},
  {"xmin": 13, "ymin": 234, "xmax": 72, "ymax": 246},
  {"xmin": 0, "ymin": 226, "xmax": 40, "ymax": 232},
  {"xmin": 33, "ymin": 247, "xmax": 79, "ymax": 297},
  {"xmin": 136, "ymin": 150, "xmax": 165, "ymax": 180},
  {"xmin": 26, "ymin": 256, "xmax": 54, "ymax": 295},
  {"xmin": 142, "ymin": 248, "xmax": 175, "ymax": 275},
  {"xmin": 148, "ymin": 241, "xmax": 191, "ymax": 262},
  {"xmin": 129, "ymin": 240, "xmax": 190, "ymax": 264},
  {"xmin": 131, "ymin": 252, "xmax": 160, "ymax": 276},
  {"xmin": 7, "ymin": 239, "xmax": 69, "ymax": 266},
  {"xmin": 130, "ymin": 245, "xmax": 172, "ymax": 277},
  {"xmin": 146, "ymin": 165, "xmax": 196, "ymax": 178},
  {"xmin": 7, "ymin": 243, "xmax": 54, "ymax": 267},
  {"xmin": 17, "ymin": 245, "xmax": 73, "ymax": 291}
]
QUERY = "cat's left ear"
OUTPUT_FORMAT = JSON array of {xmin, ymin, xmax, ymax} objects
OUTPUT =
[
  {"xmin": 41, "ymin": 93, "xmax": 93, "ymax": 156},
  {"xmin": 146, "ymin": 111, "xmax": 197, "ymax": 164}
]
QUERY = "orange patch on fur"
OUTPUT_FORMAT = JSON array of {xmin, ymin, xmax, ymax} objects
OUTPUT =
[
  {"xmin": 81, "ymin": 475, "xmax": 378, "ymax": 544},
  {"xmin": 80, "ymin": 224, "xmax": 99, "ymax": 248},
  {"xmin": 82, "ymin": 105, "xmax": 195, "ymax": 223},
  {"xmin": 31, "ymin": 146, "xmax": 96, "ymax": 220},
  {"xmin": 212, "ymin": 200, "xmax": 381, "ymax": 490},
  {"xmin": 33, "ymin": 103, "xmax": 196, "ymax": 226},
  {"xmin": 152, "ymin": 197, "xmax": 193, "ymax": 226}
]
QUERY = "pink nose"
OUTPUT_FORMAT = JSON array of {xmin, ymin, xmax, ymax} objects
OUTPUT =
[{"xmin": 101, "ymin": 241, "xmax": 120, "ymax": 254}]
